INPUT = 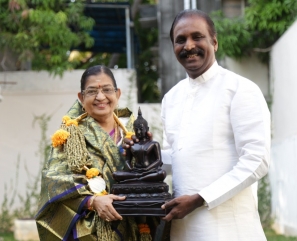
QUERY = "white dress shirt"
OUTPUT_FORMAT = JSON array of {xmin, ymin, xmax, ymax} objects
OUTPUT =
[{"xmin": 161, "ymin": 61, "xmax": 270, "ymax": 241}]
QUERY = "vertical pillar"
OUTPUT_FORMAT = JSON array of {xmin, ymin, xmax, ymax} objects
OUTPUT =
[
  {"xmin": 125, "ymin": 7, "xmax": 132, "ymax": 69},
  {"xmin": 196, "ymin": 0, "xmax": 221, "ymax": 13},
  {"xmin": 184, "ymin": 0, "xmax": 190, "ymax": 9},
  {"xmin": 158, "ymin": 0, "xmax": 185, "ymax": 97}
]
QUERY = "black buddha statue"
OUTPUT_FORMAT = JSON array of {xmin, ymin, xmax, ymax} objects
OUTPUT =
[
  {"xmin": 112, "ymin": 108, "xmax": 172, "ymax": 216},
  {"xmin": 113, "ymin": 108, "xmax": 166, "ymax": 183}
]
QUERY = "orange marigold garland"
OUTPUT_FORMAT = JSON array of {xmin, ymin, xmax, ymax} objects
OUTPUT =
[
  {"xmin": 125, "ymin": 131, "xmax": 135, "ymax": 139},
  {"xmin": 95, "ymin": 190, "xmax": 108, "ymax": 196},
  {"xmin": 51, "ymin": 116, "xmax": 79, "ymax": 148},
  {"xmin": 51, "ymin": 113, "xmax": 91, "ymax": 173},
  {"xmin": 138, "ymin": 224, "xmax": 150, "ymax": 234},
  {"xmin": 62, "ymin": 115, "xmax": 70, "ymax": 123},
  {"xmin": 51, "ymin": 129, "xmax": 70, "ymax": 147},
  {"xmin": 65, "ymin": 119, "xmax": 78, "ymax": 126},
  {"xmin": 83, "ymin": 166, "xmax": 108, "ymax": 195},
  {"xmin": 86, "ymin": 168, "xmax": 100, "ymax": 179},
  {"xmin": 138, "ymin": 224, "xmax": 152, "ymax": 241}
]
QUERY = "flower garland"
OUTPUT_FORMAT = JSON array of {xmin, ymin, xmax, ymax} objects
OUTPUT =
[
  {"xmin": 83, "ymin": 165, "xmax": 108, "ymax": 196},
  {"xmin": 86, "ymin": 167, "xmax": 100, "ymax": 179},
  {"xmin": 51, "ymin": 116, "xmax": 80, "ymax": 147},
  {"xmin": 51, "ymin": 129, "xmax": 70, "ymax": 147},
  {"xmin": 138, "ymin": 224, "xmax": 150, "ymax": 234},
  {"xmin": 113, "ymin": 113, "xmax": 135, "ymax": 139},
  {"xmin": 138, "ymin": 224, "xmax": 152, "ymax": 241},
  {"xmin": 96, "ymin": 190, "xmax": 108, "ymax": 196},
  {"xmin": 125, "ymin": 131, "xmax": 135, "ymax": 139},
  {"xmin": 51, "ymin": 114, "xmax": 91, "ymax": 173}
]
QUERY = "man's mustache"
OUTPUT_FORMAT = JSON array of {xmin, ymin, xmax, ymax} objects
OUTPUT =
[{"xmin": 179, "ymin": 49, "xmax": 204, "ymax": 59}]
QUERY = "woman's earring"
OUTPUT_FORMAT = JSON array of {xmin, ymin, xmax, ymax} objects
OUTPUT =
[{"xmin": 82, "ymin": 106, "xmax": 86, "ymax": 112}]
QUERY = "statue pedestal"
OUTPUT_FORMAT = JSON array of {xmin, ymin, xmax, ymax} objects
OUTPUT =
[{"xmin": 111, "ymin": 182, "xmax": 172, "ymax": 216}]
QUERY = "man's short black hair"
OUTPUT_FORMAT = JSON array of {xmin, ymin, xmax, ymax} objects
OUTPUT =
[{"xmin": 169, "ymin": 9, "xmax": 217, "ymax": 43}]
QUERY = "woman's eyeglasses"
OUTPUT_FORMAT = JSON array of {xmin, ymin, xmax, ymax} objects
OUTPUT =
[{"xmin": 82, "ymin": 87, "xmax": 117, "ymax": 96}]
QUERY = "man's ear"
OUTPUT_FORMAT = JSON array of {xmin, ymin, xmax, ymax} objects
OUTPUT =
[
  {"xmin": 78, "ymin": 92, "xmax": 84, "ymax": 103},
  {"xmin": 213, "ymin": 36, "xmax": 218, "ymax": 52}
]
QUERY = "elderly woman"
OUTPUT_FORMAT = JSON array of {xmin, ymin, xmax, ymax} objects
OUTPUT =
[{"xmin": 35, "ymin": 66, "xmax": 155, "ymax": 241}]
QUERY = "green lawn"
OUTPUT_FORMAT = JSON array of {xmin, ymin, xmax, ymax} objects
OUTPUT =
[
  {"xmin": 0, "ymin": 232, "xmax": 15, "ymax": 241},
  {"xmin": 1, "ymin": 230, "xmax": 297, "ymax": 241},
  {"xmin": 265, "ymin": 229, "xmax": 297, "ymax": 241}
]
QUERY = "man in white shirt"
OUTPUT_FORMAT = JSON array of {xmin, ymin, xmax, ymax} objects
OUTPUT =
[{"xmin": 160, "ymin": 9, "xmax": 270, "ymax": 241}]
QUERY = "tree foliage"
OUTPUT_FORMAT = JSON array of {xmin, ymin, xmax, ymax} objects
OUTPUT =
[
  {"xmin": 0, "ymin": 0, "xmax": 95, "ymax": 75},
  {"xmin": 212, "ymin": 0, "xmax": 297, "ymax": 62},
  {"xmin": 0, "ymin": 0, "xmax": 160, "ymax": 102},
  {"xmin": 134, "ymin": 11, "xmax": 160, "ymax": 103}
]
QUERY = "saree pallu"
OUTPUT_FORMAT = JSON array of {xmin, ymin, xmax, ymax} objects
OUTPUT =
[{"xmin": 35, "ymin": 100, "xmax": 144, "ymax": 241}]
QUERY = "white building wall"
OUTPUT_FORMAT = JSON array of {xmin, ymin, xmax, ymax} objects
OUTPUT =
[
  {"xmin": 224, "ymin": 55, "xmax": 270, "ymax": 99},
  {"xmin": 0, "ymin": 69, "xmax": 163, "ymax": 210},
  {"xmin": 270, "ymin": 20, "xmax": 297, "ymax": 236}
]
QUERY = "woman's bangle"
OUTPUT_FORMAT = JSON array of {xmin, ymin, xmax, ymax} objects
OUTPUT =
[{"xmin": 88, "ymin": 195, "xmax": 96, "ymax": 211}]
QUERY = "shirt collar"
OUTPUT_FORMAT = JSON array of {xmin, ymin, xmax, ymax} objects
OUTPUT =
[{"xmin": 188, "ymin": 61, "xmax": 219, "ymax": 86}]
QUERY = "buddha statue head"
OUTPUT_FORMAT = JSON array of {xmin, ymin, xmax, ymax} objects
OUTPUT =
[{"xmin": 133, "ymin": 107, "xmax": 149, "ymax": 140}]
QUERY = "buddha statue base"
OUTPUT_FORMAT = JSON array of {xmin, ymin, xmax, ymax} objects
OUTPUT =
[{"xmin": 111, "ymin": 182, "xmax": 172, "ymax": 216}]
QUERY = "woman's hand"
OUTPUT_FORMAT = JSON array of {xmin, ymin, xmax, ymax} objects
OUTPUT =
[{"xmin": 93, "ymin": 194, "xmax": 126, "ymax": 222}]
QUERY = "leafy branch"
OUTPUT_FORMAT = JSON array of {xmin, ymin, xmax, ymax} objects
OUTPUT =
[
  {"xmin": 212, "ymin": 0, "xmax": 297, "ymax": 63},
  {"xmin": 0, "ymin": 0, "xmax": 95, "ymax": 75}
]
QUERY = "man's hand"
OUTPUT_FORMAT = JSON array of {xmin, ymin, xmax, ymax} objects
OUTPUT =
[
  {"xmin": 146, "ymin": 131, "xmax": 153, "ymax": 140},
  {"xmin": 122, "ymin": 132, "xmax": 153, "ymax": 155},
  {"xmin": 161, "ymin": 194, "xmax": 204, "ymax": 222},
  {"xmin": 122, "ymin": 138, "xmax": 135, "ymax": 153}
]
